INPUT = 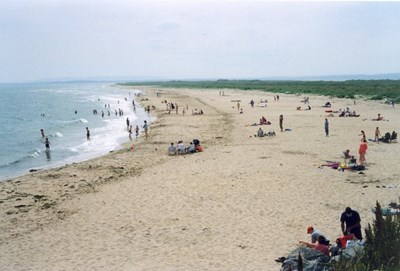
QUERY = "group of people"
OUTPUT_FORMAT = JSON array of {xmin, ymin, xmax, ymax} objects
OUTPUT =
[
  {"xmin": 168, "ymin": 139, "xmax": 203, "ymax": 155},
  {"xmin": 298, "ymin": 207, "xmax": 362, "ymax": 257},
  {"xmin": 337, "ymin": 107, "xmax": 359, "ymax": 117},
  {"xmin": 256, "ymin": 127, "xmax": 276, "ymax": 137}
]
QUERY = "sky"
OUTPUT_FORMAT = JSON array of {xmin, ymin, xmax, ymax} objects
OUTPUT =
[{"xmin": 0, "ymin": 0, "xmax": 400, "ymax": 83}]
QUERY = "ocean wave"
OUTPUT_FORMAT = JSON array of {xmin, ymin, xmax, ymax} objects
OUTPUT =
[{"xmin": 0, "ymin": 148, "xmax": 42, "ymax": 169}]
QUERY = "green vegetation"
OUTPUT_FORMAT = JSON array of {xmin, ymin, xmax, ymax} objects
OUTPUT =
[{"xmin": 119, "ymin": 79, "xmax": 400, "ymax": 102}]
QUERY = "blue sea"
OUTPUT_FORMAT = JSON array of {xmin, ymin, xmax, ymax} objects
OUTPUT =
[{"xmin": 0, "ymin": 81, "xmax": 152, "ymax": 181}]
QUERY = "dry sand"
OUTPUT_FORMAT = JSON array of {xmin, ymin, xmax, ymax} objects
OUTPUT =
[{"xmin": 0, "ymin": 86, "xmax": 399, "ymax": 271}]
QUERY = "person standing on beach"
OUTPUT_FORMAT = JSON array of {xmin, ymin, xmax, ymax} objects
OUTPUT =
[
  {"xmin": 324, "ymin": 118, "xmax": 329, "ymax": 136},
  {"xmin": 375, "ymin": 127, "xmax": 381, "ymax": 142},
  {"xmin": 340, "ymin": 207, "xmax": 362, "ymax": 240},
  {"xmin": 279, "ymin": 115, "xmax": 284, "ymax": 132},
  {"xmin": 142, "ymin": 121, "xmax": 148, "ymax": 139},
  {"xmin": 359, "ymin": 138, "xmax": 368, "ymax": 165},
  {"xmin": 135, "ymin": 125, "xmax": 139, "ymax": 139},
  {"xmin": 86, "ymin": 127, "xmax": 90, "ymax": 140},
  {"xmin": 128, "ymin": 125, "xmax": 132, "ymax": 141},
  {"xmin": 359, "ymin": 130, "xmax": 366, "ymax": 141},
  {"xmin": 126, "ymin": 118, "xmax": 130, "ymax": 130},
  {"xmin": 40, "ymin": 129, "xmax": 45, "ymax": 138}
]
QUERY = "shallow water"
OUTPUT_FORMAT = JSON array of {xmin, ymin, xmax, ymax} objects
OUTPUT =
[{"xmin": 0, "ymin": 81, "xmax": 152, "ymax": 181}]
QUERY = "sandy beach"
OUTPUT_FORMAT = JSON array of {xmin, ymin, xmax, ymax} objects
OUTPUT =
[{"xmin": 1, "ymin": 86, "xmax": 399, "ymax": 271}]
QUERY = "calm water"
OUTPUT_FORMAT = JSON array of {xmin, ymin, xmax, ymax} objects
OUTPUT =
[{"xmin": 0, "ymin": 81, "xmax": 152, "ymax": 181}]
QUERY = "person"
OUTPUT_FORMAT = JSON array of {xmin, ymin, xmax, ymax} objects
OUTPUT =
[
  {"xmin": 375, "ymin": 127, "xmax": 381, "ymax": 142},
  {"xmin": 279, "ymin": 115, "xmax": 283, "ymax": 132},
  {"xmin": 40, "ymin": 129, "xmax": 45, "ymax": 138},
  {"xmin": 126, "ymin": 118, "xmax": 130, "ymax": 130},
  {"xmin": 142, "ymin": 120, "xmax": 148, "ymax": 138},
  {"xmin": 187, "ymin": 142, "xmax": 195, "ymax": 153},
  {"xmin": 306, "ymin": 226, "xmax": 326, "ymax": 244},
  {"xmin": 374, "ymin": 113, "xmax": 383, "ymax": 121},
  {"xmin": 299, "ymin": 235, "xmax": 330, "ymax": 256},
  {"xmin": 177, "ymin": 140, "xmax": 185, "ymax": 154},
  {"xmin": 324, "ymin": 118, "xmax": 329, "ymax": 136},
  {"xmin": 359, "ymin": 138, "xmax": 368, "ymax": 165},
  {"xmin": 349, "ymin": 156, "xmax": 357, "ymax": 168},
  {"xmin": 168, "ymin": 143, "xmax": 176, "ymax": 155},
  {"xmin": 135, "ymin": 125, "xmax": 139, "ymax": 139},
  {"xmin": 257, "ymin": 127, "xmax": 264, "ymax": 137},
  {"xmin": 343, "ymin": 149, "xmax": 351, "ymax": 159},
  {"xmin": 128, "ymin": 125, "xmax": 132, "ymax": 141},
  {"xmin": 340, "ymin": 207, "xmax": 362, "ymax": 240},
  {"xmin": 44, "ymin": 137, "xmax": 51, "ymax": 150},
  {"xmin": 359, "ymin": 130, "xmax": 366, "ymax": 141},
  {"xmin": 86, "ymin": 127, "xmax": 90, "ymax": 140}
]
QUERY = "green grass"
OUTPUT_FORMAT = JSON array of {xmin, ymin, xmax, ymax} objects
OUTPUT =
[{"xmin": 119, "ymin": 79, "xmax": 400, "ymax": 102}]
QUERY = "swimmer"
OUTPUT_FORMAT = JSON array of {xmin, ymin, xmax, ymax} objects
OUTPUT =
[{"xmin": 44, "ymin": 137, "xmax": 51, "ymax": 150}]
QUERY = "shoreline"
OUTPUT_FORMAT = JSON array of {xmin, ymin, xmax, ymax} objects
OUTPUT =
[
  {"xmin": 0, "ymin": 83, "xmax": 153, "ymax": 182},
  {"xmin": 1, "ymin": 86, "xmax": 399, "ymax": 270}
]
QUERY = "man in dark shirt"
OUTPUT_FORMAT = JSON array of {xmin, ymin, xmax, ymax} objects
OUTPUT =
[{"xmin": 340, "ymin": 207, "xmax": 362, "ymax": 240}]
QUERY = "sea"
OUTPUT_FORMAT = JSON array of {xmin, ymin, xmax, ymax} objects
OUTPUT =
[{"xmin": 0, "ymin": 81, "xmax": 153, "ymax": 181}]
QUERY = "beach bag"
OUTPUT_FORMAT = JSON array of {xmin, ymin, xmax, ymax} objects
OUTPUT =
[{"xmin": 338, "ymin": 234, "xmax": 355, "ymax": 249}]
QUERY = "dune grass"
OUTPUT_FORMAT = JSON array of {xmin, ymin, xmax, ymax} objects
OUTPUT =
[{"xmin": 120, "ymin": 79, "xmax": 400, "ymax": 102}]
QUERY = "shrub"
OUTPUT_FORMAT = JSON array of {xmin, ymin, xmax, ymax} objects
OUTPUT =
[{"xmin": 362, "ymin": 201, "xmax": 400, "ymax": 270}]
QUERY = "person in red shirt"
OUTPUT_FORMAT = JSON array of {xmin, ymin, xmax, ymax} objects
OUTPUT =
[
  {"xmin": 359, "ymin": 138, "xmax": 368, "ymax": 165},
  {"xmin": 299, "ymin": 235, "xmax": 330, "ymax": 256}
]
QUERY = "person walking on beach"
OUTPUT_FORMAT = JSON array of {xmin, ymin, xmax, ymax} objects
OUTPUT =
[
  {"xmin": 44, "ymin": 137, "xmax": 51, "ymax": 150},
  {"xmin": 324, "ymin": 118, "xmax": 329, "ymax": 136},
  {"xmin": 279, "ymin": 115, "xmax": 284, "ymax": 132},
  {"xmin": 86, "ymin": 127, "xmax": 90, "ymax": 140},
  {"xmin": 142, "ymin": 121, "xmax": 148, "ymax": 139},
  {"xmin": 40, "ymin": 129, "xmax": 45, "ymax": 138},
  {"xmin": 126, "ymin": 118, "xmax": 130, "ymax": 130},
  {"xmin": 359, "ymin": 138, "xmax": 368, "ymax": 165}
]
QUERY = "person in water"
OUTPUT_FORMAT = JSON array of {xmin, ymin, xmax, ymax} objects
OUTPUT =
[{"xmin": 44, "ymin": 137, "xmax": 51, "ymax": 150}]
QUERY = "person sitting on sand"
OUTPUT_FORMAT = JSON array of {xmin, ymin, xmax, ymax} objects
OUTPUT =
[
  {"xmin": 257, "ymin": 127, "xmax": 265, "ymax": 137},
  {"xmin": 299, "ymin": 235, "xmax": 330, "ymax": 256},
  {"xmin": 260, "ymin": 116, "xmax": 267, "ymax": 125},
  {"xmin": 307, "ymin": 226, "xmax": 327, "ymax": 244},
  {"xmin": 168, "ymin": 143, "xmax": 177, "ymax": 155},
  {"xmin": 343, "ymin": 149, "xmax": 351, "ymax": 159},
  {"xmin": 187, "ymin": 142, "xmax": 195, "ymax": 153},
  {"xmin": 373, "ymin": 113, "xmax": 384, "ymax": 121},
  {"xmin": 266, "ymin": 130, "xmax": 276, "ymax": 136},
  {"xmin": 177, "ymin": 140, "xmax": 186, "ymax": 154},
  {"xmin": 349, "ymin": 156, "xmax": 357, "ymax": 169}
]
